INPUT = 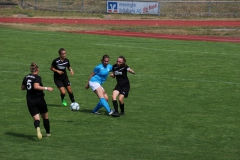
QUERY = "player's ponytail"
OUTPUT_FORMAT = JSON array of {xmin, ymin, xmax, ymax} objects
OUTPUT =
[{"xmin": 30, "ymin": 62, "xmax": 38, "ymax": 72}]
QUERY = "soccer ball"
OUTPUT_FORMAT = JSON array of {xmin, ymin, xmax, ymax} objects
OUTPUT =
[{"xmin": 70, "ymin": 102, "xmax": 80, "ymax": 111}]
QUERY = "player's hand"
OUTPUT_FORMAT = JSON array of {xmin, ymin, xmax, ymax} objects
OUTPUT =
[
  {"xmin": 47, "ymin": 87, "xmax": 53, "ymax": 92},
  {"xmin": 85, "ymin": 84, "xmax": 89, "ymax": 89},
  {"xmin": 110, "ymin": 73, "xmax": 115, "ymax": 78},
  {"xmin": 58, "ymin": 71, "xmax": 64, "ymax": 75},
  {"xmin": 70, "ymin": 70, "xmax": 74, "ymax": 76}
]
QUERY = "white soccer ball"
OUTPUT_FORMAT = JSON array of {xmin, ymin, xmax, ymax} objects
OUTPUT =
[{"xmin": 70, "ymin": 102, "xmax": 80, "ymax": 111}]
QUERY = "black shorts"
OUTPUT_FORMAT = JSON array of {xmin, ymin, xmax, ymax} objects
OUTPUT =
[
  {"xmin": 54, "ymin": 76, "xmax": 70, "ymax": 88},
  {"xmin": 27, "ymin": 97, "xmax": 48, "ymax": 117},
  {"xmin": 113, "ymin": 85, "xmax": 130, "ymax": 98}
]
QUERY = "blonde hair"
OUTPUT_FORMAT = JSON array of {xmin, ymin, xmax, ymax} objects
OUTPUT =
[{"xmin": 30, "ymin": 62, "xmax": 38, "ymax": 72}]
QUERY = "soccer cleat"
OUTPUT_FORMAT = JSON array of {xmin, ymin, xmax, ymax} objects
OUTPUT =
[
  {"xmin": 62, "ymin": 99, "xmax": 67, "ymax": 107},
  {"xmin": 91, "ymin": 111, "xmax": 100, "ymax": 115},
  {"xmin": 112, "ymin": 112, "xmax": 120, "ymax": 117},
  {"xmin": 37, "ymin": 127, "xmax": 42, "ymax": 139},
  {"xmin": 120, "ymin": 112, "xmax": 125, "ymax": 116},
  {"xmin": 108, "ymin": 109, "xmax": 114, "ymax": 116},
  {"xmin": 46, "ymin": 133, "xmax": 51, "ymax": 137}
]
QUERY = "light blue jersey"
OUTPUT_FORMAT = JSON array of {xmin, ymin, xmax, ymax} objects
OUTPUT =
[{"xmin": 90, "ymin": 63, "xmax": 112, "ymax": 85}]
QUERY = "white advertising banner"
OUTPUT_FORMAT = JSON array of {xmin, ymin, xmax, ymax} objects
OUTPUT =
[{"xmin": 107, "ymin": 1, "xmax": 159, "ymax": 15}]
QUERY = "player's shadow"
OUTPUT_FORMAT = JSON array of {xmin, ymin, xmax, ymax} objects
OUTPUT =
[
  {"xmin": 5, "ymin": 132, "xmax": 36, "ymax": 141},
  {"xmin": 80, "ymin": 108, "xmax": 93, "ymax": 114},
  {"xmin": 80, "ymin": 108, "xmax": 108, "ymax": 115},
  {"xmin": 47, "ymin": 104, "xmax": 62, "ymax": 107}
]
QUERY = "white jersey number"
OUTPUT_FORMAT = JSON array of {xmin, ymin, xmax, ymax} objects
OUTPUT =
[{"xmin": 27, "ymin": 79, "xmax": 32, "ymax": 90}]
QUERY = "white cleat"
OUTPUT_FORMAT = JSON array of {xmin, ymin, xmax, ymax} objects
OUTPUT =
[
  {"xmin": 108, "ymin": 109, "xmax": 114, "ymax": 116},
  {"xmin": 46, "ymin": 133, "xmax": 51, "ymax": 137},
  {"xmin": 37, "ymin": 127, "xmax": 42, "ymax": 139}
]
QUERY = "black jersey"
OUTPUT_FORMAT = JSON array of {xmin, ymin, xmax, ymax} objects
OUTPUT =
[
  {"xmin": 112, "ymin": 64, "xmax": 130, "ymax": 87},
  {"xmin": 51, "ymin": 57, "xmax": 70, "ymax": 78},
  {"xmin": 22, "ymin": 74, "xmax": 44, "ymax": 99}
]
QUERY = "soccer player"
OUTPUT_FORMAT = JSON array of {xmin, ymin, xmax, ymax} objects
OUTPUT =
[
  {"xmin": 50, "ymin": 48, "xmax": 75, "ymax": 107},
  {"xmin": 21, "ymin": 62, "xmax": 53, "ymax": 139},
  {"xmin": 85, "ymin": 54, "xmax": 114, "ymax": 115},
  {"xmin": 110, "ymin": 56, "xmax": 135, "ymax": 117}
]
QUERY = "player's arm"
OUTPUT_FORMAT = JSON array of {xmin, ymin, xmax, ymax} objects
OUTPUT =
[
  {"xmin": 110, "ymin": 72, "xmax": 115, "ymax": 78},
  {"xmin": 68, "ymin": 67, "xmax": 74, "ymax": 76},
  {"xmin": 21, "ymin": 85, "xmax": 26, "ymax": 90},
  {"xmin": 50, "ymin": 65, "xmax": 64, "ymax": 75},
  {"xmin": 34, "ymin": 83, "xmax": 53, "ymax": 92},
  {"xmin": 85, "ymin": 72, "xmax": 95, "ymax": 89},
  {"xmin": 128, "ymin": 68, "xmax": 135, "ymax": 74}
]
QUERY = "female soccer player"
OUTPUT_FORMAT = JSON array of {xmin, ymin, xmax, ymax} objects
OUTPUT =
[
  {"xmin": 110, "ymin": 56, "xmax": 135, "ymax": 117},
  {"xmin": 85, "ymin": 54, "xmax": 114, "ymax": 115},
  {"xmin": 50, "ymin": 48, "xmax": 75, "ymax": 107},
  {"xmin": 21, "ymin": 62, "xmax": 53, "ymax": 139}
]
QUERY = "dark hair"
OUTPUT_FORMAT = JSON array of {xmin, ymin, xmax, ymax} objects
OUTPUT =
[
  {"xmin": 58, "ymin": 48, "xmax": 66, "ymax": 55},
  {"xmin": 30, "ymin": 62, "xmax": 38, "ymax": 72},
  {"xmin": 118, "ymin": 55, "xmax": 127, "ymax": 67},
  {"xmin": 101, "ymin": 54, "xmax": 110, "ymax": 62}
]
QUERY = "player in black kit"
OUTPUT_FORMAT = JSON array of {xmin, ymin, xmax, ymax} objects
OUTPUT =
[
  {"xmin": 110, "ymin": 56, "xmax": 135, "ymax": 117},
  {"xmin": 21, "ymin": 62, "xmax": 53, "ymax": 139},
  {"xmin": 50, "ymin": 48, "xmax": 75, "ymax": 107}
]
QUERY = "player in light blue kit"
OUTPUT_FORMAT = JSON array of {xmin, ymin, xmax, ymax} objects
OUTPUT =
[{"xmin": 85, "ymin": 54, "xmax": 114, "ymax": 115}]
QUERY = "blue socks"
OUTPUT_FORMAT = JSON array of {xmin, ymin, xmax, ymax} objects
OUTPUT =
[
  {"xmin": 100, "ymin": 98, "xmax": 111, "ymax": 112},
  {"xmin": 92, "ymin": 98, "xmax": 111, "ymax": 113},
  {"xmin": 92, "ymin": 102, "xmax": 102, "ymax": 112}
]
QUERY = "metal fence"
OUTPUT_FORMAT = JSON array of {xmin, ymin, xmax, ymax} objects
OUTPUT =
[{"xmin": 1, "ymin": 0, "xmax": 240, "ymax": 17}]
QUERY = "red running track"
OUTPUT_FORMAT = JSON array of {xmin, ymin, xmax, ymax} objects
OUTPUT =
[{"xmin": 0, "ymin": 17, "xmax": 240, "ymax": 42}]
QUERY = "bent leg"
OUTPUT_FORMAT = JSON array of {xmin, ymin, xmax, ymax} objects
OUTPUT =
[{"xmin": 41, "ymin": 113, "xmax": 50, "ymax": 134}]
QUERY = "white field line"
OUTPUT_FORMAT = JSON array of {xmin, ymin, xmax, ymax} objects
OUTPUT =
[
  {"xmin": 101, "ymin": 37, "xmax": 240, "ymax": 48},
  {"xmin": 1, "ymin": 70, "xmax": 239, "ymax": 85},
  {"xmin": 135, "ymin": 74, "xmax": 240, "ymax": 85},
  {"xmin": 1, "ymin": 30, "xmax": 240, "ymax": 85},
  {"xmin": 95, "ymin": 44, "xmax": 239, "ymax": 56}
]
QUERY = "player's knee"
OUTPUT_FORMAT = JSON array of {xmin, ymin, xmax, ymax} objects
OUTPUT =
[
  {"xmin": 118, "ymin": 98, "xmax": 124, "ymax": 104},
  {"xmin": 105, "ymin": 96, "xmax": 109, "ymax": 101}
]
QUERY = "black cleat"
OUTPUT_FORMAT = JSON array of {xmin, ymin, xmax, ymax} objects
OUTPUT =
[
  {"xmin": 112, "ymin": 112, "xmax": 120, "ymax": 117},
  {"xmin": 120, "ymin": 112, "xmax": 125, "ymax": 116}
]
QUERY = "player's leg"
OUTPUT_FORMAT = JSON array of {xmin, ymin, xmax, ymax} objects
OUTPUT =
[
  {"xmin": 39, "ymin": 98, "xmax": 50, "ymax": 137},
  {"xmin": 33, "ymin": 114, "xmax": 42, "ymax": 139},
  {"xmin": 112, "ymin": 90, "xmax": 120, "ymax": 117},
  {"xmin": 27, "ymin": 99, "xmax": 42, "ymax": 139},
  {"xmin": 54, "ymin": 77, "xmax": 67, "ymax": 106},
  {"xmin": 66, "ymin": 85, "xmax": 75, "ymax": 103},
  {"xmin": 64, "ymin": 77, "xmax": 75, "ymax": 103},
  {"xmin": 118, "ymin": 87, "xmax": 130, "ymax": 115},
  {"xmin": 118, "ymin": 94, "xmax": 125, "ymax": 115},
  {"xmin": 94, "ymin": 87, "xmax": 113, "ymax": 115},
  {"xmin": 59, "ymin": 87, "xmax": 67, "ymax": 106},
  {"xmin": 41, "ymin": 112, "xmax": 50, "ymax": 137}
]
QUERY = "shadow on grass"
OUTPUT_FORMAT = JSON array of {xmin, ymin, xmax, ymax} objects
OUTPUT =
[
  {"xmin": 5, "ymin": 132, "xmax": 36, "ymax": 141},
  {"xmin": 79, "ymin": 108, "xmax": 92, "ymax": 114},
  {"xmin": 80, "ymin": 108, "xmax": 108, "ymax": 115},
  {"xmin": 47, "ymin": 103, "xmax": 62, "ymax": 107}
]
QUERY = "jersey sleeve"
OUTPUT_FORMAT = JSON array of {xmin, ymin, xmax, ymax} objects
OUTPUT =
[
  {"xmin": 109, "ymin": 65, "xmax": 113, "ymax": 72},
  {"xmin": 126, "ymin": 65, "xmax": 130, "ymax": 71},
  {"xmin": 67, "ymin": 59, "xmax": 70, "ymax": 68},
  {"xmin": 51, "ymin": 59, "xmax": 56, "ymax": 67},
  {"xmin": 22, "ymin": 77, "xmax": 26, "ymax": 86},
  {"xmin": 93, "ymin": 65, "xmax": 99, "ymax": 74},
  {"xmin": 34, "ymin": 76, "xmax": 42, "ymax": 85}
]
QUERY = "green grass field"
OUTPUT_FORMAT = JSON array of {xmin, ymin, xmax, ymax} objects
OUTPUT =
[{"xmin": 0, "ymin": 26, "xmax": 239, "ymax": 160}]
